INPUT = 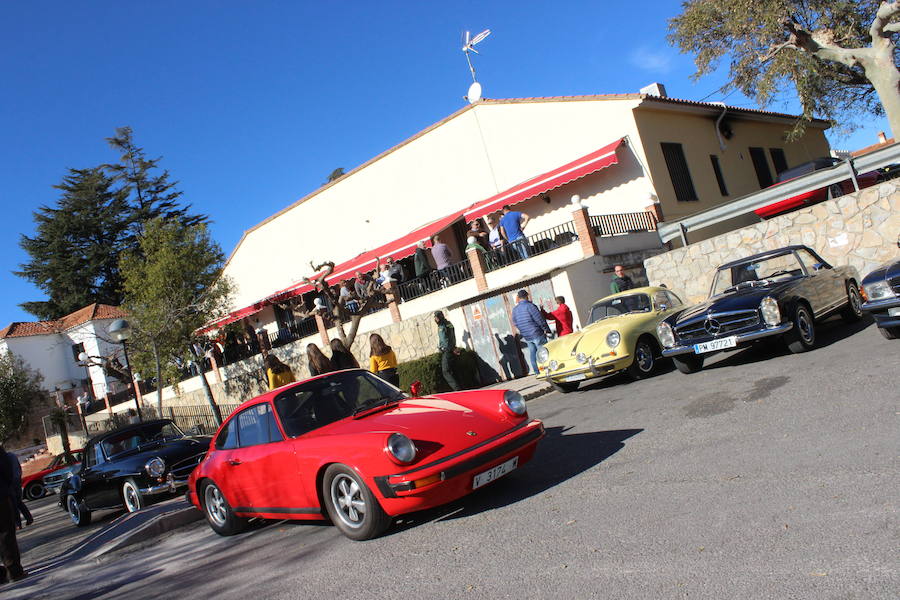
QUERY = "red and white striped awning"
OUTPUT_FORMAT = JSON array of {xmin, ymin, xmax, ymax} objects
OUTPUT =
[{"xmin": 463, "ymin": 137, "xmax": 625, "ymax": 222}]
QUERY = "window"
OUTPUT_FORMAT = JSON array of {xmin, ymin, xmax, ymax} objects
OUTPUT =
[
  {"xmin": 71, "ymin": 343, "xmax": 85, "ymax": 363},
  {"xmin": 665, "ymin": 291, "xmax": 684, "ymax": 308},
  {"xmin": 749, "ymin": 147, "xmax": 773, "ymax": 188},
  {"xmin": 769, "ymin": 148, "xmax": 788, "ymax": 177},
  {"xmin": 215, "ymin": 419, "xmax": 238, "ymax": 450},
  {"xmin": 709, "ymin": 155, "xmax": 728, "ymax": 196},
  {"xmin": 660, "ymin": 142, "xmax": 698, "ymax": 202},
  {"xmin": 84, "ymin": 444, "xmax": 103, "ymax": 468},
  {"xmin": 235, "ymin": 404, "xmax": 282, "ymax": 447}
]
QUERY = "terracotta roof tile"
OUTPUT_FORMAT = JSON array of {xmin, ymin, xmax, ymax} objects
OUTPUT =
[{"xmin": 0, "ymin": 303, "xmax": 127, "ymax": 339}]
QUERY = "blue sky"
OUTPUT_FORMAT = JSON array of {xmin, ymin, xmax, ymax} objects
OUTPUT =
[{"xmin": 0, "ymin": 1, "xmax": 889, "ymax": 326}]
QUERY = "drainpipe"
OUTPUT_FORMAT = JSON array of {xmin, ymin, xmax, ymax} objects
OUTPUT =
[{"xmin": 711, "ymin": 102, "xmax": 728, "ymax": 152}]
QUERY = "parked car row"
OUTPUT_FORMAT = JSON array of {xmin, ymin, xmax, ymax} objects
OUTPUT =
[{"xmin": 538, "ymin": 244, "xmax": 890, "ymax": 391}]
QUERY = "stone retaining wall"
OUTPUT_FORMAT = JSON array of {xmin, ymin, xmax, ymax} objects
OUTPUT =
[{"xmin": 645, "ymin": 182, "xmax": 900, "ymax": 302}]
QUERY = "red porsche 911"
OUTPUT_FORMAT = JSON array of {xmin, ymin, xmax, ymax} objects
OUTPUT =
[{"xmin": 187, "ymin": 369, "xmax": 544, "ymax": 540}]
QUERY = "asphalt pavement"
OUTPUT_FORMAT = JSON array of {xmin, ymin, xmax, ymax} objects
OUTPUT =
[{"xmin": 7, "ymin": 315, "xmax": 898, "ymax": 599}]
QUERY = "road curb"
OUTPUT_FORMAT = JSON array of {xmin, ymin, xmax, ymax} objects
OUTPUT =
[{"xmin": 92, "ymin": 504, "xmax": 203, "ymax": 557}]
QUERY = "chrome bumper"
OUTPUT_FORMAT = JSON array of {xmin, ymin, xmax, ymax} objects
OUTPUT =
[
  {"xmin": 140, "ymin": 473, "xmax": 188, "ymax": 496},
  {"xmin": 861, "ymin": 297, "xmax": 900, "ymax": 312},
  {"xmin": 661, "ymin": 322, "xmax": 793, "ymax": 357}
]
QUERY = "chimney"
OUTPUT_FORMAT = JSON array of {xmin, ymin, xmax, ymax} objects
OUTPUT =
[
  {"xmin": 878, "ymin": 131, "xmax": 887, "ymax": 144},
  {"xmin": 640, "ymin": 83, "xmax": 668, "ymax": 98}
]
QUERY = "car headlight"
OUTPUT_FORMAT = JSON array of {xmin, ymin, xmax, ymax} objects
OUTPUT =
[
  {"xmin": 606, "ymin": 330, "xmax": 621, "ymax": 348},
  {"xmin": 576, "ymin": 352, "xmax": 588, "ymax": 364},
  {"xmin": 503, "ymin": 390, "xmax": 527, "ymax": 416},
  {"xmin": 145, "ymin": 457, "xmax": 166, "ymax": 478},
  {"xmin": 68, "ymin": 475, "xmax": 82, "ymax": 492},
  {"xmin": 864, "ymin": 281, "xmax": 895, "ymax": 301},
  {"xmin": 385, "ymin": 433, "xmax": 416, "ymax": 464},
  {"xmin": 548, "ymin": 360, "xmax": 559, "ymax": 371},
  {"xmin": 657, "ymin": 322, "xmax": 675, "ymax": 348},
  {"xmin": 760, "ymin": 296, "xmax": 781, "ymax": 327},
  {"xmin": 536, "ymin": 346, "xmax": 550, "ymax": 364}
]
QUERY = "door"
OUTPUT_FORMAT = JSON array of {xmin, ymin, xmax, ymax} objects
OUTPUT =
[
  {"xmin": 487, "ymin": 294, "xmax": 527, "ymax": 380},
  {"xmin": 462, "ymin": 302, "xmax": 503, "ymax": 384},
  {"xmin": 80, "ymin": 443, "xmax": 119, "ymax": 509}
]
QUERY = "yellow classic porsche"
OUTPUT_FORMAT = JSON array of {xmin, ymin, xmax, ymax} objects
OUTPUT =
[{"xmin": 536, "ymin": 286, "xmax": 685, "ymax": 392}]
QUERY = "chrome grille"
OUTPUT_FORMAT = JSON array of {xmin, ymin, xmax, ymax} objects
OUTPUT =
[
  {"xmin": 889, "ymin": 275, "xmax": 900, "ymax": 295},
  {"xmin": 675, "ymin": 310, "xmax": 760, "ymax": 343}
]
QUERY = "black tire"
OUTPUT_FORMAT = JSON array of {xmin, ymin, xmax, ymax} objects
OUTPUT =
[
  {"xmin": 879, "ymin": 326, "xmax": 900, "ymax": 340},
  {"xmin": 24, "ymin": 481, "xmax": 45, "ymax": 501},
  {"xmin": 840, "ymin": 282, "xmax": 863, "ymax": 322},
  {"xmin": 550, "ymin": 380, "xmax": 580, "ymax": 393},
  {"xmin": 122, "ymin": 479, "xmax": 144, "ymax": 513},
  {"xmin": 66, "ymin": 495, "xmax": 92, "ymax": 527},
  {"xmin": 786, "ymin": 304, "xmax": 816, "ymax": 353},
  {"xmin": 673, "ymin": 354, "xmax": 704, "ymax": 374},
  {"xmin": 321, "ymin": 464, "xmax": 391, "ymax": 541},
  {"xmin": 201, "ymin": 481, "xmax": 248, "ymax": 536},
  {"xmin": 627, "ymin": 338, "xmax": 656, "ymax": 380}
]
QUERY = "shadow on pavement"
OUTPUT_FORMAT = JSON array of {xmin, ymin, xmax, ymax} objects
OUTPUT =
[{"xmin": 390, "ymin": 426, "xmax": 642, "ymax": 533}]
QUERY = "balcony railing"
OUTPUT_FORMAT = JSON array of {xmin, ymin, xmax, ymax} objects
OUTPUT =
[
  {"xmin": 397, "ymin": 258, "xmax": 474, "ymax": 301},
  {"xmin": 483, "ymin": 221, "xmax": 579, "ymax": 273},
  {"xmin": 267, "ymin": 316, "xmax": 319, "ymax": 348},
  {"xmin": 589, "ymin": 211, "xmax": 657, "ymax": 237}
]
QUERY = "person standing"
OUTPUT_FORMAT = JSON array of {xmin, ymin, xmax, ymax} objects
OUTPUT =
[
  {"xmin": 434, "ymin": 311, "xmax": 461, "ymax": 391},
  {"xmin": 329, "ymin": 338, "xmax": 360, "ymax": 370},
  {"xmin": 5, "ymin": 453, "xmax": 31, "ymax": 530},
  {"xmin": 264, "ymin": 354, "xmax": 295, "ymax": 390},
  {"xmin": 430, "ymin": 234, "xmax": 454, "ymax": 286},
  {"xmin": 511, "ymin": 289, "xmax": 552, "ymax": 376},
  {"xmin": 610, "ymin": 265, "xmax": 635, "ymax": 293},
  {"xmin": 467, "ymin": 220, "xmax": 490, "ymax": 251},
  {"xmin": 542, "ymin": 296, "xmax": 574, "ymax": 337},
  {"xmin": 413, "ymin": 241, "xmax": 432, "ymax": 279},
  {"xmin": 306, "ymin": 344, "xmax": 333, "ymax": 377},
  {"xmin": 0, "ymin": 445, "xmax": 26, "ymax": 584},
  {"xmin": 499, "ymin": 205, "xmax": 531, "ymax": 260},
  {"xmin": 368, "ymin": 334, "xmax": 399, "ymax": 386}
]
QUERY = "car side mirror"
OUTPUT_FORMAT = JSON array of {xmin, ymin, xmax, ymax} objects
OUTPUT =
[
  {"xmin": 658, "ymin": 303, "xmax": 669, "ymax": 311},
  {"xmin": 812, "ymin": 262, "xmax": 827, "ymax": 272}
]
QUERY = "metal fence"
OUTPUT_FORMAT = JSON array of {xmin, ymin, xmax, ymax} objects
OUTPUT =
[
  {"xmin": 483, "ymin": 221, "xmax": 579, "ymax": 273},
  {"xmin": 397, "ymin": 258, "xmax": 474, "ymax": 301},
  {"xmin": 266, "ymin": 316, "xmax": 319, "ymax": 348},
  {"xmin": 83, "ymin": 403, "xmax": 243, "ymax": 437},
  {"xmin": 589, "ymin": 211, "xmax": 657, "ymax": 237}
]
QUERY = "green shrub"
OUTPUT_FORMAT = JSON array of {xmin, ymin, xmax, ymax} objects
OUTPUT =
[{"xmin": 397, "ymin": 349, "xmax": 482, "ymax": 395}]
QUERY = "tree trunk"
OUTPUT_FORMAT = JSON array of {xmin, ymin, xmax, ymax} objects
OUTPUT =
[
  {"xmin": 153, "ymin": 342, "xmax": 163, "ymax": 417},
  {"xmin": 863, "ymin": 55, "xmax": 900, "ymax": 139},
  {"xmin": 198, "ymin": 367, "xmax": 223, "ymax": 427}
]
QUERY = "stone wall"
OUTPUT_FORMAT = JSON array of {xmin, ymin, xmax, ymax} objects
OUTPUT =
[{"xmin": 645, "ymin": 182, "xmax": 900, "ymax": 302}]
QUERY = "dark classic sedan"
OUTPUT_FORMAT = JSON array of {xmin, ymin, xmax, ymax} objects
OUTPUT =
[
  {"xmin": 59, "ymin": 419, "xmax": 211, "ymax": 526},
  {"xmin": 657, "ymin": 245, "xmax": 862, "ymax": 373},
  {"xmin": 860, "ymin": 234, "xmax": 900, "ymax": 339}
]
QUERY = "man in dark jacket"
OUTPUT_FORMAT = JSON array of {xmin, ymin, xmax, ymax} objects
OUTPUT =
[
  {"xmin": 511, "ymin": 290, "xmax": 552, "ymax": 376},
  {"xmin": 435, "ymin": 311, "xmax": 461, "ymax": 391},
  {"xmin": 610, "ymin": 265, "xmax": 635, "ymax": 293},
  {"xmin": 0, "ymin": 445, "xmax": 26, "ymax": 584},
  {"xmin": 6, "ymin": 452, "xmax": 31, "ymax": 529}
]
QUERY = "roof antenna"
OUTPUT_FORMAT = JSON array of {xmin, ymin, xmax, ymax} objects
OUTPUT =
[{"xmin": 461, "ymin": 29, "xmax": 491, "ymax": 103}]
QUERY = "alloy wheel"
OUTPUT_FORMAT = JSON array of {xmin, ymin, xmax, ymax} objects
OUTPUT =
[
  {"xmin": 204, "ymin": 485, "xmax": 228, "ymax": 528},
  {"xmin": 330, "ymin": 473, "xmax": 367, "ymax": 528}
]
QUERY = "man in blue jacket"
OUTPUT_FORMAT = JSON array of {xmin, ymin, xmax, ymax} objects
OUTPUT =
[{"xmin": 511, "ymin": 289, "xmax": 552, "ymax": 376}]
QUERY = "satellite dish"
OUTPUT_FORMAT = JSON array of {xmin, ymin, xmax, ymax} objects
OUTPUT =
[{"xmin": 467, "ymin": 81, "xmax": 482, "ymax": 103}]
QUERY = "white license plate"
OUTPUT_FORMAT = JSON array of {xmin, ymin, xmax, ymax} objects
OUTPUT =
[
  {"xmin": 564, "ymin": 373, "xmax": 587, "ymax": 382},
  {"xmin": 473, "ymin": 456, "xmax": 518, "ymax": 489},
  {"xmin": 693, "ymin": 336, "xmax": 737, "ymax": 354},
  {"xmin": 889, "ymin": 307, "xmax": 900, "ymax": 317}
]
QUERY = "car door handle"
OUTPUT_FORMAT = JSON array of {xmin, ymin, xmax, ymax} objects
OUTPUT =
[{"xmin": 227, "ymin": 459, "xmax": 242, "ymax": 466}]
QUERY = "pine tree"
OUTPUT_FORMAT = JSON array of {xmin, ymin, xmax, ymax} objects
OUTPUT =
[{"xmin": 16, "ymin": 168, "xmax": 131, "ymax": 319}]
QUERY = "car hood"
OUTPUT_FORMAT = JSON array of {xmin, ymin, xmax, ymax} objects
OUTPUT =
[
  {"xmin": 112, "ymin": 435, "xmax": 211, "ymax": 464},
  {"xmin": 862, "ymin": 259, "xmax": 900, "ymax": 285},
  {"xmin": 545, "ymin": 312, "xmax": 653, "ymax": 357},
  {"xmin": 314, "ymin": 395, "xmax": 517, "ymax": 453},
  {"xmin": 674, "ymin": 282, "xmax": 796, "ymax": 324}
]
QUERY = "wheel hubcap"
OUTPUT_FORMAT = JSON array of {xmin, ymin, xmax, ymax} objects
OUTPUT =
[
  {"xmin": 205, "ymin": 486, "xmax": 227, "ymax": 527},
  {"xmin": 67, "ymin": 496, "xmax": 80, "ymax": 524},
  {"xmin": 124, "ymin": 484, "xmax": 139, "ymax": 511},
  {"xmin": 799, "ymin": 311, "xmax": 813, "ymax": 343},
  {"xmin": 850, "ymin": 288, "xmax": 861, "ymax": 315},
  {"xmin": 331, "ymin": 474, "xmax": 366, "ymax": 528},
  {"xmin": 636, "ymin": 344, "xmax": 653, "ymax": 371}
]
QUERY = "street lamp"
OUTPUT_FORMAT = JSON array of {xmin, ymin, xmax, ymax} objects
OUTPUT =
[{"xmin": 109, "ymin": 319, "xmax": 143, "ymax": 422}]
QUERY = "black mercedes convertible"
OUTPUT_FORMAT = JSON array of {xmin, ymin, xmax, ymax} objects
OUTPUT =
[{"xmin": 656, "ymin": 245, "xmax": 863, "ymax": 373}]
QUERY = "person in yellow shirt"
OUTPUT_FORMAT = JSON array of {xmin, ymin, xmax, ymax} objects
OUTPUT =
[
  {"xmin": 265, "ymin": 354, "xmax": 295, "ymax": 390},
  {"xmin": 368, "ymin": 333, "xmax": 399, "ymax": 386}
]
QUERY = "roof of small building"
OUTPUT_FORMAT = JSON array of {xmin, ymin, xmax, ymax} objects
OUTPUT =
[{"xmin": 0, "ymin": 303, "xmax": 127, "ymax": 339}]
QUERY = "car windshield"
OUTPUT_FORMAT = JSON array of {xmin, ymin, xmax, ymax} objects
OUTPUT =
[
  {"xmin": 588, "ymin": 294, "xmax": 652, "ymax": 324},
  {"xmin": 101, "ymin": 421, "xmax": 184, "ymax": 458},
  {"xmin": 273, "ymin": 370, "xmax": 405, "ymax": 438},
  {"xmin": 710, "ymin": 251, "xmax": 805, "ymax": 297}
]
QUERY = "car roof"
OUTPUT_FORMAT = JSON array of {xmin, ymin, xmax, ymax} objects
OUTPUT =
[
  {"xmin": 85, "ymin": 418, "xmax": 175, "ymax": 447},
  {"xmin": 226, "ymin": 368, "xmax": 371, "ymax": 417},
  {"xmin": 715, "ymin": 245, "xmax": 813, "ymax": 270},
  {"xmin": 593, "ymin": 286, "xmax": 673, "ymax": 304},
  {"xmin": 775, "ymin": 157, "xmax": 840, "ymax": 182}
]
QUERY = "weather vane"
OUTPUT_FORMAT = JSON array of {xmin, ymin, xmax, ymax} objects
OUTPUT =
[{"xmin": 461, "ymin": 29, "xmax": 491, "ymax": 103}]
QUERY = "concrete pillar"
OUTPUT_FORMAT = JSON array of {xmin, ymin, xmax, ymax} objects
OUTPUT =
[
  {"xmin": 570, "ymin": 195, "xmax": 599, "ymax": 257},
  {"xmin": 315, "ymin": 313, "xmax": 329, "ymax": 346},
  {"xmin": 385, "ymin": 281, "xmax": 402, "ymax": 324},
  {"xmin": 466, "ymin": 246, "xmax": 489, "ymax": 292}
]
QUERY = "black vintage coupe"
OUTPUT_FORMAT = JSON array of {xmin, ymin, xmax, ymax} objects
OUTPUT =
[
  {"xmin": 59, "ymin": 419, "xmax": 210, "ymax": 526},
  {"xmin": 860, "ymin": 233, "xmax": 900, "ymax": 339},
  {"xmin": 657, "ymin": 245, "xmax": 862, "ymax": 373}
]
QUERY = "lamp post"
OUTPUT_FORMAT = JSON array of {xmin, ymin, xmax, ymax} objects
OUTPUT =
[{"xmin": 109, "ymin": 319, "xmax": 143, "ymax": 422}]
